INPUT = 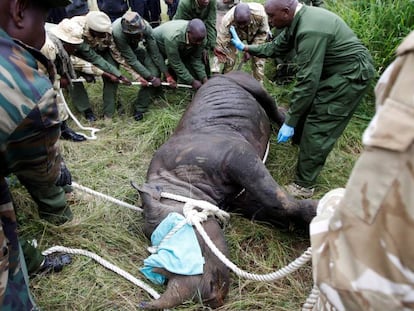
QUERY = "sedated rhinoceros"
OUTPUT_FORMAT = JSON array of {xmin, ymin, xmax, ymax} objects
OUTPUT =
[{"xmin": 135, "ymin": 71, "xmax": 318, "ymax": 309}]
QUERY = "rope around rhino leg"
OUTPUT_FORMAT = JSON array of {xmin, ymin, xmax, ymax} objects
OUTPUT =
[{"xmin": 176, "ymin": 201, "xmax": 313, "ymax": 282}]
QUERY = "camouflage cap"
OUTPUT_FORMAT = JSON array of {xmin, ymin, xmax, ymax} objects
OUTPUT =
[
  {"xmin": 121, "ymin": 12, "xmax": 145, "ymax": 35},
  {"xmin": 50, "ymin": 18, "xmax": 84, "ymax": 44},
  {"xmin": 39, "ymin": 0, "xmax": 72, "ymax": 8}
]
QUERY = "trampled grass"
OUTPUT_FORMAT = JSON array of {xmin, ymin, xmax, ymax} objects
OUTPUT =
[{"xmin": 12, "ymin": 0, "xmax": 414, "ymax": 309}]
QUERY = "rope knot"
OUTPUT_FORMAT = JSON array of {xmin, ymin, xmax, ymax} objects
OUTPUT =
[{"xmin": 183, "ymin": 202, "xmax": 209, "ymax": 225}]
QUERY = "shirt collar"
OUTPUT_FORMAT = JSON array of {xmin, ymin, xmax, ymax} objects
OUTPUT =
[{"xmin": 295, "ymin": 3, "xmax": 303, "ymax": 16}]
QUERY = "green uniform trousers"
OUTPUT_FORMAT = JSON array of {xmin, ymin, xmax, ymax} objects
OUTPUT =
[
  {"xmin": 294, "ymin": 74, "xmax": 371, "ymax": 188},
  {"xmin": 17, "ymin": 177, "xmax": 72, "ymax": 225},
  {"xmin": 134, "ymin": 49, "xmax": 163, "ymax": 114},
  {"xmin": 20, "ymin": 239, "xmax": 44, "ymax": 275},
  {"xmin": 69, "ymin": 51, "xmax": 119, "ymax": 118}
]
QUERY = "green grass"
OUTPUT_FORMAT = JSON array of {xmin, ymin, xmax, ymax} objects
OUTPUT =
[{"xmin": 12, "ymin": 1, "xmax": 412, "ymax": 309}]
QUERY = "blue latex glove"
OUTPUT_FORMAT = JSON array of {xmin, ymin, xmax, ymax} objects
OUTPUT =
[
  {"xmin": 277, "ymin": 123, "xmax": 295, "ymax": 143},
  {"xmin": 229, "ymin": 25, "xmax": 245, "ymax": 51}
]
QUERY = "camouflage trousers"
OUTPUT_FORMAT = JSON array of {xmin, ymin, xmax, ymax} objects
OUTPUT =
[
  {"xmin": 2, "ymin": 243, "xmax": 38, "ymax": 311},
  {"xmin": 211, "ymin": 48, "xmax": 265, "ymax": 83}
]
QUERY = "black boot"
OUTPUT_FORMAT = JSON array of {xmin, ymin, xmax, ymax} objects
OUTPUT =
[
  {"xmin": 84, "ymin": 108, "xmax": 97, "ymax": 122},
  {"xmin": 133, "ymin": 111, "xmax": 144, "ymax": 121},
  {"xmin": 38, "ymin": 253, "xmax": 72, "ymax": 274},
  {"xmin": 61, "ymin": 121, "xmax": 86, "ymax": 142}
]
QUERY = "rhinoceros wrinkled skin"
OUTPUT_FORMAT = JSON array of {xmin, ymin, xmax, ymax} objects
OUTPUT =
[{"xmin": 136, "ymin": 71, "xmax": 318, "ymax": 309}]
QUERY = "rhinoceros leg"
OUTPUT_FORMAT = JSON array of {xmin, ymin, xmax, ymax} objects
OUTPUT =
[
  {"xmin": 225, "ymin": 143, "xmax": 318, "ymax": 225},
  {"xmin": 139, "ymin": 219, "xmax": 230, "ymax": 310},
  {"xmin": 229, "ymin": 190, "xmax": 316, "ymax": 229}
]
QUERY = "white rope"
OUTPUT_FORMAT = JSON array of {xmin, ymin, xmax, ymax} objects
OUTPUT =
[
  {"xmin": 160, "ymin": 192, "xmax": 230, "ymax": 224},
  {"xmin": 71, "ymin": 78, "xmax": 193, "ymax": 89},
  {"xmin": 159, "ymin": 192, "xmax": 312, "ymax": 282},
  {"xmin": 71, "ymin": 182, "xmax": 143, "ymax": 212},
  {"xmin": 58, "ymin": 89, "xmax": 101, "ymax": 140},
  {"xmin": 302, "ymin": 284, "xmax": 320, "ymax": 310},
  {"xmin": 147, "ymin": 219, "xmax": 187, "ymax": 254},
  {"xmin": 41, "ymin": 246, "xmax": 160, "ymax": 300},
  {"xmin": 67, "ymin": 159, "xmax": 313, "ymax": 303}
]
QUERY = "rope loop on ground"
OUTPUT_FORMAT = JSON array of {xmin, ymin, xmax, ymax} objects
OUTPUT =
[
  {"xmin": 42, "ymin": 246, "xmax": 160, "ymax": 300},
  {"xmin": 58, "ymin": 89, "xmax": 101, "ymax": 140}
]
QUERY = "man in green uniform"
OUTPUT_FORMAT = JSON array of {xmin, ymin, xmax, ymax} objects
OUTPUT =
[
  {"xmin": 0, "ymin": 0, "xmax": 73, "ymax": 308},
  {"xmin": 231, "ymin": 0, "xmax": 375, "ymax": 198},
  {"xmin": 112, "ymin": 12, "xmax": 176, "ymax": 121},
  {"xmin": 173, "ymin": 0, "xmax": 217, "ymax": 52},
  {"xmin": 67, "ymin": 11, "xmax": 131, "ymax": 121},
  {"xmin": 153, "ymin": 19, "xmax": 208, "ymax": 90},
  {"xmin": 310, "ymin": 30, "xmax": 414, "ymax": 310},
  {"xmin": 173, "ymin": 0, "xmax": 217, "ymax": 76}
]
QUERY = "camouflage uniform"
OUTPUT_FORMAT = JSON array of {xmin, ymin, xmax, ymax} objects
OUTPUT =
[
  {"xmin": 310, "ymin": 30, "xmax": 414, "ymax": 310},
  {"xmin": 215, "ymin": 2, "xmax": 269, "ymax": 81},
  {"xmin": 0, "ymin": 27, "xmax": 64, "ymax": 309},
  {"xmin": 210, "ymin": 0, "xmax": 239, "ymax": 74}
]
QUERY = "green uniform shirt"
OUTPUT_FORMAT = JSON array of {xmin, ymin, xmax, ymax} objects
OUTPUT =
[
  {"xmin": 173, "ymin": 0, "xmax": 217, "ymax": 50},
  {"xmin": 76, "ymin": 41, "xmax": 121, "ymax": 76},
  {"xmin": 112, "ymin": 17, "xmax": 168, "ymax": 79},
  {"xmin": 248, "ymin": 6, "xmax": 374, "ymax": 127},
  {"xmin": 153, "ymin": 20, "xmax": 207, "ymax": 84}
]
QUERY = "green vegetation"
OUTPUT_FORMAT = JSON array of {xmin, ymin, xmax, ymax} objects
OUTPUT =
[{"xmin": 12, "ymin": 1, "xmax": 413, "ymax": 310}]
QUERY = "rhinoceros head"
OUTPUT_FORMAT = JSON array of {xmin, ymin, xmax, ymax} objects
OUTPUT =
[{"xmin": 133, "ymin": 183, "xmax": 231, "ymax": 309}]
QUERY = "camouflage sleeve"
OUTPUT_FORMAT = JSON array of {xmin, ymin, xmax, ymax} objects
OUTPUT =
[
  {"xmin": 251, "ymin": 9, "xmax": 270, "ymax": 45},
  {"xmin": 70, "ymin": 55, "xmax": 104, "ymax": 76},
  {"xmin": 216, "ymin": 8, "xmax": 234, "ymax": 53},
  {"xmin": 0, "ymin": 40, "xmax": 62, "ymax": 189}
]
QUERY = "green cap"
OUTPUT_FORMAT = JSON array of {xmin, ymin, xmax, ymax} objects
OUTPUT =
[{"xmin": 39, "ymin": 0, "xmax": 72, "ymax": 8}]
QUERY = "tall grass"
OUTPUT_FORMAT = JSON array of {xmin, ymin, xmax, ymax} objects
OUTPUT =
[
  {"xmin": 325, "ymin": 0, "xmax": 414, "ymax": 73},
  {"xmin": 12, "ymin": 1, "xmax": 413, "ymax": 310}
]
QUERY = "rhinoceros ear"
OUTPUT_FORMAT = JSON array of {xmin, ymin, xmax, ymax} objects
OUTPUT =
[{"xmin": 130, "ymin": 181, "xmax": 163, "ymax": 200}]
